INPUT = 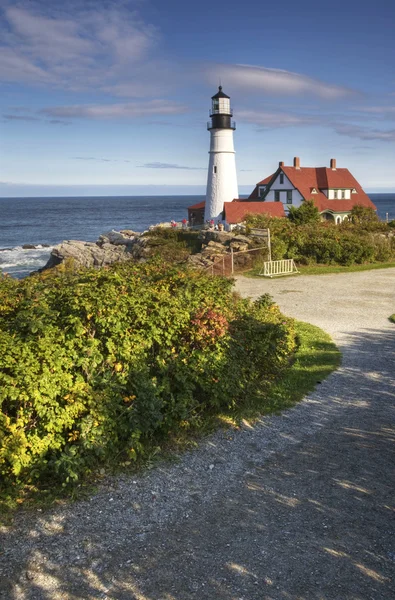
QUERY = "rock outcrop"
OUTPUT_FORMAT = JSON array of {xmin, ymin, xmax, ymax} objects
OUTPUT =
[
  {"xmin": 187, "ymin": 231, "xmax": 266, "ymax": 271},
  {"xmin": 40, "ymin": 228, "xmax": 268, "ymax": 274},
  {"xmin": 40, "ymin": 230, "xmax": 150, "ymax": 271}
]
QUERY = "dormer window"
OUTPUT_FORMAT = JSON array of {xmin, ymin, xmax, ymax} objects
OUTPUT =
[
  {"xmin": 311, "ymin": 188, "xmax": 317, "ymax": 194},
  {"xmin": 352, "ymin": 188, "xmax": 357, "ymax": 194},
  {"xmin": 341, "ymin": 190, "xmax": 345, "ymax": 199},
  {"xmin": 258, "ymin": 185, "xmax": 266, "ymax": 198},
  {"xmin": 333, "ymin": 190, "xmax": 338, "ymax": 199}
]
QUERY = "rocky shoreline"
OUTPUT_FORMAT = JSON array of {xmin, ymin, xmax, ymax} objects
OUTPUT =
[{"xmin": 38, "ymin": 228, "xmax": 261, "ymax": 274}]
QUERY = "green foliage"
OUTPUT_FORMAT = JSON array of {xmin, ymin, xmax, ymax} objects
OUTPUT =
[
  {"xmin": 0, "ymin": 261, "xmax": 296, "ymax": 494},
  {"xmin": 144, "ymin": 228, "xmax": 202, "ymax": 255},
  {"xmin": 389, "ymin": 314, "xmax": 395, "ymax": 324},
  {"xmin": 348, "ymin": 204, "xmax": 383, "ymax": 230},
  {"xmin": 245, "ymin": 212, "xmax": 394, "ymax": 266},
  {"xmin": 288, "ymin": 200, "xmax": 320, "ymax": 225}
]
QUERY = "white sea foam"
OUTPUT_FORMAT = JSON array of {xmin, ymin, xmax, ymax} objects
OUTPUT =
[{"xmin": 0, "ymin": 246, "xmax": 53, "ymax": 278}]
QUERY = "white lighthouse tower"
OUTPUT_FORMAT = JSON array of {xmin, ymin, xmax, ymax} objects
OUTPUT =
[{"xmin": 204, "ymin": 86, "xmax": 238, "ymax": 223}]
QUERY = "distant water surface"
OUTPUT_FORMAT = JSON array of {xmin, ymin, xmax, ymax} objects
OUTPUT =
[
  {"xmin": 0, "ymin": 195, "xmax": 202, "ymax": 278},
  {"xmin": 0, "ymin": 193, "xmax": 394, "ymax": 278}
]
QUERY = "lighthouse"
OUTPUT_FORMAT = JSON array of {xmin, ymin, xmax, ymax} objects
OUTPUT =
[{"xmin": 204, "ymin": 86, "xmax": 238, "ymax": 223}]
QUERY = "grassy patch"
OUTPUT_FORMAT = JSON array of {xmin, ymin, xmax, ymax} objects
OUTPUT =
[
  {"xmin": 245, "ymin": 261, "xmax": 395, "ymax": 278},
  {"xmin": 223, "ymin": 320, "xmax": 341, "ymax": 420},
  {"xmin": 389, "ymin": 314, "xmax": 395, "ymax": 323},
  {"xmin": 0, "ymin": 320, "xmax": 340, "ymax": 522}
]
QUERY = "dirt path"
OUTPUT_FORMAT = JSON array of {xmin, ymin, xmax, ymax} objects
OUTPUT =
[{"xmin": 1, "ymin": 269, "xmax": 395, "ymax": 599}]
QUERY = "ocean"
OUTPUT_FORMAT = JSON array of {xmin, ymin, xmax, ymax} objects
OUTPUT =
[{"xmin": 0, "ymin": 193, "xmax": 394, "ymax": 278}]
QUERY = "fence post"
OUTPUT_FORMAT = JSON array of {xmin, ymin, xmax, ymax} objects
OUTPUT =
[
  {"xmin": 230, "ymin": 248, "xmax": 234, "ymax": 275},
  {"xmin": 267, "ymin": 229, "xmax": 272, "ymax": 262}
]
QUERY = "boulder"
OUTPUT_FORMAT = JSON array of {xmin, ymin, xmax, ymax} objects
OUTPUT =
[
  {"xmin": 40, "ymin": 240, "xmax": 134, "ymax": 271},
  {"xmin": 230, "ymin": 242, "xmax": 249, "ymax": 252},
  {"xmin": 98, "ymin": 230, "xmax": 138, "ymax": 246},
  {"xmin": 203, "ymin": 241, "xmax": 228, "ymax": 253}
]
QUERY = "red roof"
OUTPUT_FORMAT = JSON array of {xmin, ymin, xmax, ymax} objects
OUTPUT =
[
  {"xmin": 257, "ymin": 174, "xmax": 272, "ymax": 185},
  {"xmin": 249, "ymin": 165, "xmax": 376, "ymax": 212},
  {"xmin": 249, "ymin": 174, "xmax": 275, "ymax": 199},
  {"xmin": 224, "ymin": 201, "xmax": 285, "ymax": 224},
  {"xmin": 188, "ymin": 200, "xmax": 205, "ymax": 210}
]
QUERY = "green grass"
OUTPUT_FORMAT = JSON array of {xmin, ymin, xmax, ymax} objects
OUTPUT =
[
  {"xmin": 389, "ymin": 314, "xmax": 395, "ymax": 323},
  {"xmin": 245, "ymin": 261, "xmax": 395, "ymax": 278},
  {"xmin": 0, "ymin": 321, "xmax": 340, "ymax": 522},
  {"xmin": 223, "ymin": 320, "xmax": 341, "ymax": 421}
]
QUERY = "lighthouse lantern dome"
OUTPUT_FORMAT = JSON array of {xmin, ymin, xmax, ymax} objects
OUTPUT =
[{"xmin": 211, "ymin": 86, "xmax": 231, "ymax": 116}]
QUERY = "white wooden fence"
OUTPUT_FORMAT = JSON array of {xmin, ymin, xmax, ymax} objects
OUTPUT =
[{"xmin": 260, "ymin": 259, "xmax": 299, "ymax": 278}]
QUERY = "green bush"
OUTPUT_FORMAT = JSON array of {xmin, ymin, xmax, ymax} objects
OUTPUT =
[
  {"xmin": 0, "ymin": 261, "xmax": 296, "ymax": 491},
  {"xmin": 245, "ymin": 213, "xmax": 394, "ymax": 266},
  {"xmin": 144, "ymin": 228, "xmax": 202, "ymax": 255},
  {"xmin": 288, "ymin": 200, "xmax": 320, "ymax": 225}
]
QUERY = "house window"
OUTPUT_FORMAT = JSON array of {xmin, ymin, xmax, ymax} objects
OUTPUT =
[
  {"xmin": 274, "ymin": 190, "xmax": 280, "ymax": 202},
  {"xmin": 312, "ymin": 188, "xmax": 317, "ymax": 194},
  {"xmin": 341, "ymin": 190, "xmax": 345, "ymax": 199},
  {"xmin": 213, "ymin": 166, "xmax": 217, "ymax": 174},
  {"xmin": 333, "ymin": 190, "xmax": 338, "ymax": 199},
  {"xmin": 352, "ymin": 188, "xmax": 357, "ymax": 194},
  {"xmin": 286, "ymin": 191, "xmax": 292, "ymax": 204},
  {"xmin": 279, "ymin": 174, "xmax": 284, "ymax": 184},
  {"xmin": 258, "ymin": 186, "xmax": 266, "ymax": 198}
]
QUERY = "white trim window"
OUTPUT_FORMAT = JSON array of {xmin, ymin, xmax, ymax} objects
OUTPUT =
[{"xmin": 333, "ymin": 190, "xmax": 338, "ymax": 199}]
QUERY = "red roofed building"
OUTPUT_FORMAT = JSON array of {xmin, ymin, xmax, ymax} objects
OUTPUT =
[
  {"xmin": 223, "ymin": 201, "xmax": 285, "ymax": 224},
  {"xmin": 249, "ymin": 157, "xmax": 376, "ymax": 223},
  {"xmin": 187, "ymin": 199, "xmax": 285, "ymax": 227},
  {"xmin": 188, "ymin": 200, "xmax": 206, "ymax": 225}
]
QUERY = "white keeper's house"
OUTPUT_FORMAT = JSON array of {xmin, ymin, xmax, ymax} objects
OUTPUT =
[{"xmin": 248, "ymin": 157, "xmax": 377, "ymax": 223}]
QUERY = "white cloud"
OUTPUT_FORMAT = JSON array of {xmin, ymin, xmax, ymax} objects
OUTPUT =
[
  {"xmin": 0, "ymin": 2, "xmax": 165, "ymax": 95},
  {"xmin": 232, "ymin": 106, "xmax": 395, "ymax": 142},
  {"xmin": 41, "ymin": 100, "xmax": 187, "ymax": 120},
  {"xmin": 206, "ymin": 64, "xmax": 356, "ymax": 99},
  {"xmin": 3, "ymin": 113, "xmax": 40, "ymax": 121},
  {"xmin": 238, "ymin": 109, "xmax": 318, "ymax": 128},
  {"xmin": 334, "ymin": 124, "xmax": 395, "ymax": 141},
  {"xmin": 139, "ymin": 162, "xmax": 205, "ymax": 170},
  {"xmin": 73, "ymin": 157, "xmax": 131, "ymax": 163}
]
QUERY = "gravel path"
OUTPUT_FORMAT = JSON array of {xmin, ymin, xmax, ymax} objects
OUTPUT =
[{"xmin": 1, "ymin": 269, "xmax": 395, "ymax": 600}]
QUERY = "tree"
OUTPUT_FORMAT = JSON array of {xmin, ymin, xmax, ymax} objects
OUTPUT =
[
  {"xmin": 349, "ymin": 205, "xmax": 380, "ymax": 226},
  {"xmin": 288, "ymin": 200, "xmax": 320, "ymax": 225}
]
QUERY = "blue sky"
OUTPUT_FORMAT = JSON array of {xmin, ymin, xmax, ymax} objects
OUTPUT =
[{"xmin": 1, "ymin": 0, "xmax": 394, "ymax": 196}]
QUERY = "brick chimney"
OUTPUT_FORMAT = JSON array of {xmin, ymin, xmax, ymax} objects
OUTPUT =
[
  {"xmin": 294, "ymin": 156, "xmax": 300, "ymax": 169},
  {"xmin": 330, "ymin": 158, "xmax": 337, "ymax": 170},
  {"xmin": 279, "ymin": 161, "xmax": 284, "ymax": 167}
]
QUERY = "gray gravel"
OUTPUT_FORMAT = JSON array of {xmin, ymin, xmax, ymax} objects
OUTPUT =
[{"xmin": 1, "ymin": 269, "xmax": 395, "ymax": 599}]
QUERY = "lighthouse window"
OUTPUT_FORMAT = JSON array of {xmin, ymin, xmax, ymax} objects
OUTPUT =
[{"xmin": 213, "ymin": 166, "xmax": 217, "ymax": 174}]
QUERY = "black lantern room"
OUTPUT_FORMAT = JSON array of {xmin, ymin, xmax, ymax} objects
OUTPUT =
[{"xmin": 208, "ymin": 86, "xmax": 236, "ymax": 130}]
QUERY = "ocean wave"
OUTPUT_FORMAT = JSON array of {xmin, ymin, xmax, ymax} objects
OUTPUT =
[{"xmin": 0, "ymin": 246, "xmax": 53, "ymax": 278}]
